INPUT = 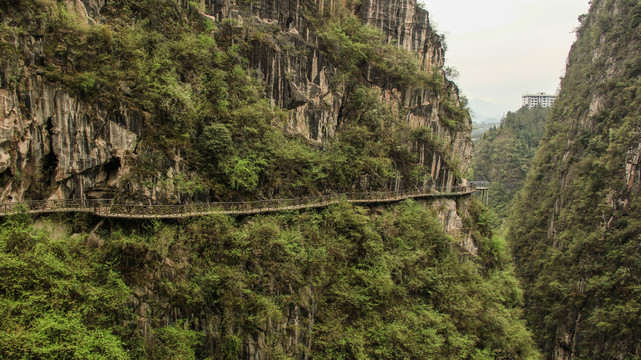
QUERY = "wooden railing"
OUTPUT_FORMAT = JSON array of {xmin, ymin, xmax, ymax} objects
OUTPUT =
[{"xmin": 0, "ymin": 186, "xmax": 475, "ymax": 219}]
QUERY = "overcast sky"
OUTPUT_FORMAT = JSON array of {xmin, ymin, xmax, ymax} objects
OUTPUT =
[{"xmin": 419, "ymin": 0, "xmax": 591, "ymax": 123}]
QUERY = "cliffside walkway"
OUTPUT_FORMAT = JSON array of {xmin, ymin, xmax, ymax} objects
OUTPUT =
[
  {"xmin": 468, "ymin": 181, "xmax": 490, "ymax": 205},
  {"xmin": 0, "ymin": 186, "xmax": 476, "ymax": 219}
]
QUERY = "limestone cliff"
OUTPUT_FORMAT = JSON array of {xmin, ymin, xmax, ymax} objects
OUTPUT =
[
  {"xmin": 509, "ymin": 0, "xmax": 641, "ymax": 358},
  {"xmin": 0, "ymin": 0, "xmax": 471, "ymax": 202},
  {"xmin": 209, "ymin": 0, "xmax": 471, "ymax": 186}
]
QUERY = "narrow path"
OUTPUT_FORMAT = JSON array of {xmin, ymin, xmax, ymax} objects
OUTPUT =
[{"xmin": 0, "ymin": 186, "xmax": 476, "ymax": 219}]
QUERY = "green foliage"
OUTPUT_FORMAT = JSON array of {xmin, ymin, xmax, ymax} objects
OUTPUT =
[
  {"xmin": 1, "ymin": 0, "xmax": 471, "ymax": 199},
  {"xmin": 199, "ymin": 123, "xmax": 232, "ymax": 168},
  {"xmin": 317, "ymin": 7, "xmax": 432, "ymax": 90},
  {"xmin": 225, "ymin": 155, "xmax": 269, "ymax": 192},
  {"xmin": 471, "ymin": 106, "xmax": 549, "ymax": 219},
  {"xmin": 2, "ymin": 313, "xmax": 129, "ymax": 360},
  {"xmin": 508, "ymin": 0, "xmax": 641, "ymax": 358},
  {"xmin": 154, "ymin": 323, "xmax": 199, "ymax": 360},
  {"xmin": 1, "ymin": 201, "xmax": 539, "ymax": 359},
  {"xmin": 440, "ymin": 94, "xmax": 471, "ymax": 131},
  {"xmin": 0, "ymin": 217, "xmax": 131, "ymax": 359}
]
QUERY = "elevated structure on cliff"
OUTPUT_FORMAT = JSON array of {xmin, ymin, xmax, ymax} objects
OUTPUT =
[
  {"xmin": 0, "ymin": 186, "xmax": 477, "ymax": 219},
  {"xmin": 468, "ymin": 181, "xmax": 490, "ymax": 205}
]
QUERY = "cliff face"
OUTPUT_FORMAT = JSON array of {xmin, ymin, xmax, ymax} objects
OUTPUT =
[
  {"xmin": 509, "ymin": 0, "xmax": 641, "ymax": 358},
  {"xmin": 0, "ymin": 73, "xmax": 145, "ymax": 200},
  {"xmin": 0, "ymin": 0, "xmax": 471, "ymax": 202},
  {"xmin": 203, "ymin": 0, "xmax": 471, "ymax": 187},
  {"xmin": 0, "ymin": 0, "xmax": 158, "ymax": 202}
]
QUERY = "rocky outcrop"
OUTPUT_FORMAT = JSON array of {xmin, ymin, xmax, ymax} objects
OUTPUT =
[
  {"xmin": 0, "ymin": 0, "xmax": 471, "ymax": 200},
  {"xmin": 0, "ymin": 73, "xmax": 140, "ymax": 200},
  {"xmin": 209, "ymin": 0, "xmax": 472, "ymax": 186},
  {"xmin": 0, "ymin": 4, "xmax": 487, "ymax": 360},
  {"xmin": 431, "ymin": 197, "xmax": 477, "ymax": 254}
]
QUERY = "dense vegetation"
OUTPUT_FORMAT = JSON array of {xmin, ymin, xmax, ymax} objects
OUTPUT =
[
  {"xmin": 508, "ymin": 0, "xmax": 641, "ymax": 358},
  {"xmin": 0, "ymin": 0, "xmax": 468, "ymax": 201},
  {"xmin": 0, "ymin": 201, "xmax": 539, "ymax": 359},
  {"xmin": 471, "ymin": 107, "xmax": 549, "ymax": 219}
]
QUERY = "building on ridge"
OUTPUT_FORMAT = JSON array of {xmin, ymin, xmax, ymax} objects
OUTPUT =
[{"xmin": 522, "ymin": 92, "xmax": 557, "ymax": 109}]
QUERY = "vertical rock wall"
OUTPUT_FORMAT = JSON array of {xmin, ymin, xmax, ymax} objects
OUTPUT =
[
  {"xmin": 0, "ymin": 72, "xmax": 145, "ymax": 201},
  {"xmin": 207, "ymin": 0, "xmax": 472, "ymax": 188},
  {"xmin": 0, "ymin": 0, "xmax": 471, "ymax": 200}
]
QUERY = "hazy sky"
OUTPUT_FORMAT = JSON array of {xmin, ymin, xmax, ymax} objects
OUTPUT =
[{"xmin": 419, "ymin": 0, "xmax": 591, "ymax": 122}]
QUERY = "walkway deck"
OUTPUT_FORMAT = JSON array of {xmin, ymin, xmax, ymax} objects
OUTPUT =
[{"xmin": 0, "ymin": 186, "xmax": 475, "ymax": 219}]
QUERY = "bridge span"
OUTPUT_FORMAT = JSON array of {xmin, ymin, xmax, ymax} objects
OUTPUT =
[{"xmin": 0, "ymin": 186, "xmax": 477, "ymax": 220}]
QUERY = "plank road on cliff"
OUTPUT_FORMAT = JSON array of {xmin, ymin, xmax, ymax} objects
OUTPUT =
[{"xmin": 0, "ymin": 186, "xmax": 477, "ymax": 219}]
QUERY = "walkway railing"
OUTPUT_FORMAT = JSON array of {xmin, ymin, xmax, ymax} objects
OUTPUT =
[
  {"xmin": 468, "ymin": 181, "xmax": 489, "ymax": 189},
  {"xmin": 0, "ymin": 186, "xmax": 475, "ymax": 219}
]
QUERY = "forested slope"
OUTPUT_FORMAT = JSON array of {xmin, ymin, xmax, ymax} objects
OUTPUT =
[
  {"xmin": 509, "ymin": 0, "xmax": 641, "ymax": 358},
  {"xmin": 472, "ymin": 106, "xmax": 548, "ymax": 218},
  {"xmin": 1, "ymin": 201, "xmax": 540, "ymax": 359}
]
